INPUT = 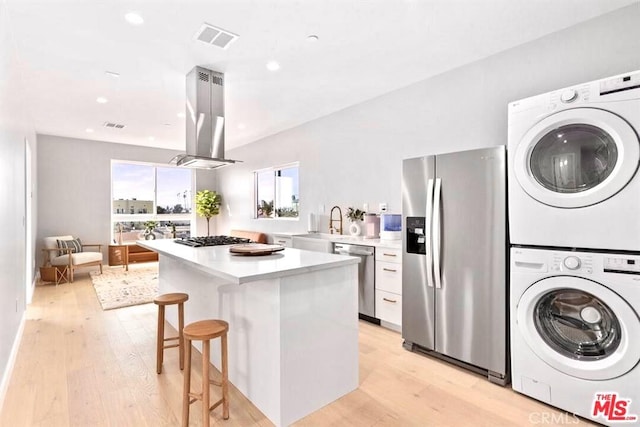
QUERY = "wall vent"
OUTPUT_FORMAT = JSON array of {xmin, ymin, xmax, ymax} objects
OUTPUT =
[
  {"xmin": 194, "ymin": 23, "xmax": 238, "ymax": 49},
  {"xmin": 103, "ymin": 122, "xmax": 126, "ymax": 129}
]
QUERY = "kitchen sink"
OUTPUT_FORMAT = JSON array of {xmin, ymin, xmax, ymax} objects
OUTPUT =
[{"xmin": 291, "ymin": 234, "xmax": 334, "ymax": 253}]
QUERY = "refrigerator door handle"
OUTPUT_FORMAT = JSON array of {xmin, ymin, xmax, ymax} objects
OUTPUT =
[
  {"xmin": 426, "ymin": 178, "xmax": 435, "ymax": 288},
  {"xmin": 433, "ymin": 178, "xmax": 442, "ymax": 289}
]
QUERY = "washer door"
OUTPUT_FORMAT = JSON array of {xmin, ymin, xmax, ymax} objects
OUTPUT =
[
  {"xmin": 517, "ymin": 276, "xmax": 640, "ymax": 380},
  {"xmin": 514, "ymin": 108, "xmax": 639, "ymax": 208}
]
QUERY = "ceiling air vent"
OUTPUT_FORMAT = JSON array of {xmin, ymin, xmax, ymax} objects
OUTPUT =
[
  {"xmin": 103, "ymin": 122, "xmax": 126, "ymax": 129},
  {"xmin": 194, "ymin": 23, "xmax": 238, "ymax": 49}
]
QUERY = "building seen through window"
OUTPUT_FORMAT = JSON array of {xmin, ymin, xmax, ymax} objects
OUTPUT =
[{"xmin": 111, "ymin": 161, "xmax": 194, "ymax": 243}]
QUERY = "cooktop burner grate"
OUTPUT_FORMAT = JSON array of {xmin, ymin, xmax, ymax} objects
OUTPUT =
[{"xmin": 174, "ymin": 235, "xmax": 252, "ymax": 247}]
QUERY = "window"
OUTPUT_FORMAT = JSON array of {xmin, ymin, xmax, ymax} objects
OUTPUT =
[
  {"xmin": 111, "ymin": 161, "xmax": 194, "ymax": 243},
  {"xmin": 255, "ymin": 163, "xmax": 299, "ymax": 219}
]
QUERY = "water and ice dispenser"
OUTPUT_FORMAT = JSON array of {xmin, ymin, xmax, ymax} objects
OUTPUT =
[{"xmin": 406, "ymin": 216, "xmax": 426, "ymax": 254}]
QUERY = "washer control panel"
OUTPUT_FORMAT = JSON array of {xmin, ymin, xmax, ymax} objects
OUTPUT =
[
  {"xmin": 550, "ymin": 84, "xmax": 590, "ymax": 105},
  {"xmin": 551, "ymin": 253, "xmax": 593, "ymax": 274},
  {"xmin": 604, "ymin": 256, "xmax": 640, "ymax": 275}
]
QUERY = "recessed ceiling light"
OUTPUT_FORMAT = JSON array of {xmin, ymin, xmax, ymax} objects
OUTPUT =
[
  {"xmin": 96, "ymin": 97, "xmax": 108, "ymax": 104},
  {"xmin": 105, "ymin": 71, "xmax": 120, "ymax": 78},
  {"xmin": 124, "ymin": 12, "xmax": 144, "ymax": 25},
  {"xmin": 266, "ymin": 60, "xmax": 280, "ymax": 71},
  {"xmin": 148, "ymin": 136, "xmax": 155, "ymax": 141},
  {"xmin": 85, "ymin": 128, "xmax": 94, "ymax": 133},
  {"xmin": 307, "ymin": 35, "xmax": 319, "ymax": 42},
  {"xmin": 177, "ymin": 112, "xmax": 186, "ymax": 119},
  {"xmin": 237, "ymin": 123, "xmax": 246, "ymax": 130}
]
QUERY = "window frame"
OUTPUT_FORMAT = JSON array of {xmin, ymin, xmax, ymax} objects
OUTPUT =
[
  {"xmin": 254, "ymin": 162, "xmax": 300, "ymax": 220},
  {"xmin": 110, "ymin": 160, "xmax": 195, "ymax": 242}
]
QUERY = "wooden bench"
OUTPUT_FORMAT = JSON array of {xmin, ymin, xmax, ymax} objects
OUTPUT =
[{"xmin": 229, "ymin": 230, "xmax": 268, "ymax": 243}]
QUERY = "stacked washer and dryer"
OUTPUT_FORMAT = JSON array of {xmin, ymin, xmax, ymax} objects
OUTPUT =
[{"xmin": 508, "ymin": 70, "xmax": 640, "ymax": 425}]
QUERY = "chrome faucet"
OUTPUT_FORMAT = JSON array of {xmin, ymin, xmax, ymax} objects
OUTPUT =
[{"xmin": 329, "ymin": 206, "xmax": 343, "ymax": 235}]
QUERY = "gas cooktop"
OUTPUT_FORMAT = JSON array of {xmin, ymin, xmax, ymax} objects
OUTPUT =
[{"xmin": 174, "ymin": 235, "xmax": 252, "ymax": 247}]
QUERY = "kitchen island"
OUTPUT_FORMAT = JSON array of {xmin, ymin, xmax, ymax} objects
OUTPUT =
[{"xmin": 138, "ymin": 239, "xmax": 360, "ymax": 426}]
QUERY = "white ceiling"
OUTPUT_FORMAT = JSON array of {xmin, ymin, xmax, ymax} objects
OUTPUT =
[{"xmin": 4, "ymin": 0, "xmax": 637, "ymax": 152}]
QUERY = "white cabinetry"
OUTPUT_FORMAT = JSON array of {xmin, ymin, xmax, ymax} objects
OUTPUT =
[{"xmin": 375, "ymin": 246, "xmax": 402, "ymax": 330}]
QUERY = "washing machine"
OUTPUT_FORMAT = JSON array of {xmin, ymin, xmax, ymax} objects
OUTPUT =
[
  {"xmin": 511, "ymin": 247, "xmax": 640, "ymax": 425},
  {"xmin": 508, "ymin": 70, "xmax": 640, "ymax": 251}
]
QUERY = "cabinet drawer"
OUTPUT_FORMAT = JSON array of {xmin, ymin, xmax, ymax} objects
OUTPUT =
[
  {"xmin": 375, "ymin": 290, "xmax": 402, "ymax": 326},
  {"xmin": 129, "ymin": 252, "xmax": 158, "ymax": 263},
  {"xmin": 273, "ymin": 235, "xmax": 293, "ymax": 247},
  {"xmin": 375, "ymin": 261, "xmax": 402, "ymax": 294},
  {"xmin": 376, "ymin": 247, "xmax": 402, "ymax": 263}
]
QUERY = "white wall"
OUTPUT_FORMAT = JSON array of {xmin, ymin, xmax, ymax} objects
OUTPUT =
[
  {"xmin": 36, "ymin": 135, "xmax": 217, "ymax": 265},
  {"xmin": 216, "ymin": 5, "xmax": 640, "ymax": 237},
  {"xmin": 0, "ymin": 0, "xmax": 37, "ymax": 408}
]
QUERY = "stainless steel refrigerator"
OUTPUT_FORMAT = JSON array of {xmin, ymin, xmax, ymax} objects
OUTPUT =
[{"xmin": 402, "ymin": 146, "xmax": 508, "ymax": 385}]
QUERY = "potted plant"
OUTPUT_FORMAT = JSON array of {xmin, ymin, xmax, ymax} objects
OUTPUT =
[
  {"xmin": 143, "ymin": 220, "xmax": 158, "ymax": 240},
  {"xmin": 195, "ymin": 190, "xmax": 221, "ymax": 236},
  {"xmin": 345, "ymin": 207, "xmax": 366, "ymax": 236},
  {"xmin": 258, "ymin": 199, "xmax": 274, "ymax": 218}
]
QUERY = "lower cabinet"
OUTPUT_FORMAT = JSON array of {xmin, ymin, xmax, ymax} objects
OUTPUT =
[
  {"xmin": 374, "ymin": 246, "xmax": 402, "ymax": 329},
  {"xmin": 375, "ymin": 290, "xmax": 402, "ymax": 326}
]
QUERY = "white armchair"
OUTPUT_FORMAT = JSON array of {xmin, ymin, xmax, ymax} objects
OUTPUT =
[{"xmin": 43, "ymin": 235, "xmax": 103, "ymax": 282}]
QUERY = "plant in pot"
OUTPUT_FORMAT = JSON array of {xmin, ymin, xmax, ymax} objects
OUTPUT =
[
  {"xmin": 345, "ymin": 207, "xmax": 366, "ymax": 236},
  {"xmin": 195, "ymin": 190, "xmax": 221, "ymax": 236},
  {"xmin": 143, "ymin": 220, "xmax": 158, "ymax": 240}
]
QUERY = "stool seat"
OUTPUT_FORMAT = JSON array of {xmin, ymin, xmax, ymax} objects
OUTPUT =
[
  {"xmin": 183, "ymin": 320, "xmax": 228, "ymax": 341},
  {"xmin": 154, "ymin": 292, "xmax": 189, "ymax": 374},
  {"xmin": 154, "ymin": 292, "xmax": 189, "ymax": 305},
  {"xmin": 183, "ymin": 319, "xmax": 230, "ymax": 426}
]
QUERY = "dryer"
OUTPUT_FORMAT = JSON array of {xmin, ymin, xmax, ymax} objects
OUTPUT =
[
  {"xmin": 511, "ymin": 247, "xmax": 640, "ymax": 425},
  {"xmin": 508, "ymin": 70, "xmax": 640, "ymax": 251}
]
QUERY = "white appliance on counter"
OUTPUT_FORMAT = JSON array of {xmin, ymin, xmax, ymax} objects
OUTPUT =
[
  {"xmin": 402, "ymin": 146, "xmax": 508, "ymax": 385},
  {"xmin": 363, "ymin": 213, "xmax": 380, "ymax": 239},
  {"xmin": 511, "ymin": 247, "xmax": 640, "ymax": 425},
  {"xmin": 508, "ymin": 70, "xmax": 640, "ymax": 251},
  {"xmin": 379, "ymin": 213, "xmax": 401, "ymax": 240}
]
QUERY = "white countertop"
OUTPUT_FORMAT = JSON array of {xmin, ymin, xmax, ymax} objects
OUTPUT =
[
  {"xmin": 290, "ymin": 233, "xmax": 402, "ymax": 248},
  {"xmin": 138, "ymin": 239, "xmax": 360, "ymax": 284}
]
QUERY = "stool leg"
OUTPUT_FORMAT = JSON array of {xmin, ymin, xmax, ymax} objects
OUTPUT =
[
  {"xmin": 182, "ymin": 338, "xmax": 192, "ymax": 427},
  {"xmin": 156, "ymin": 305, "xmax": 165, "ymax": 374},
  {"xmin": 221, "ymin": 333, "xmax": 229, "ymax": 419},
  {"xmin": 202, "ymin": 339, "xmax": 211, "ymax": 427},
  {"xmin": 178, "ymin": 302, "xmax": 185, "ymax": 370}
]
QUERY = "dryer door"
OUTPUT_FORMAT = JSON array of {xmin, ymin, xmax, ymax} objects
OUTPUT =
[
  {"xmin": 517, "ymin": 276, "xmax": 640, "ymax": 380},
  {"xmin": 514, "ymin": 108, "xmax": 639, "ymax": 208}
]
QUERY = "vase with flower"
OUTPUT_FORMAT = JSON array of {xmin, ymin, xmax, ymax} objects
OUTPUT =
[{"xmin": 345, "ymin": 207, "xmax": 365, "ymax": 236}]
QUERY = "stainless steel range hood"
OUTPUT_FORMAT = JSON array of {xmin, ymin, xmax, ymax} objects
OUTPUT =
[{"xmin": 172, "ymin": 66, "xmax": 240, "ymax": 169}]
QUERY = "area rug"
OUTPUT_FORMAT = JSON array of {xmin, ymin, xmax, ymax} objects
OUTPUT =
[{"xmin": 90, "ymin": 264, "xmax": 159, "ymax": 310}]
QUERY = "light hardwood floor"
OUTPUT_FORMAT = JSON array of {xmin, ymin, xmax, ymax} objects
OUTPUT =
[{"xmin": 1, "ymin": 270, "xmax": 597, "ymax": 426}]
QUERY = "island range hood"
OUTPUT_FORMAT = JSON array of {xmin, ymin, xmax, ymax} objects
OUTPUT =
[{"xmin": 172, "ymin": 66, "xmax": 240, "ymax": 169}]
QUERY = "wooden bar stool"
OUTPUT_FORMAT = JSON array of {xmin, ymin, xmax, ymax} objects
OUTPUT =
[
  {"xmin": 153, "ymin": 292, "xmax": 189, "ymax": 374},
  {"xmin": 182, "ymin": 319, "xmax": 229, "ymax": 427}
]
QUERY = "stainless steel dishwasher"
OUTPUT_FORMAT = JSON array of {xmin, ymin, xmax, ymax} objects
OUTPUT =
[{"xmin": 333, "ymin": 243, "xmax": 378, "ymax": 323}]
